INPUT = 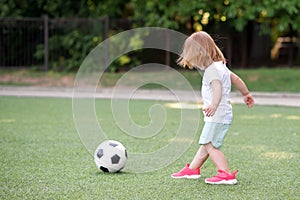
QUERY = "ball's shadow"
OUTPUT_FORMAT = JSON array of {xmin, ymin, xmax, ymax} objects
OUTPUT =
[{"xmin": 95, "ymin": 170, "xmax": 132, "ymax": 176}]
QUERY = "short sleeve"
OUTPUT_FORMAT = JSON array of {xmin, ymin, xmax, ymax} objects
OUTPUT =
[{"xmin": 204, "ymin": 63, "xmax": 221, "ymax": 84}]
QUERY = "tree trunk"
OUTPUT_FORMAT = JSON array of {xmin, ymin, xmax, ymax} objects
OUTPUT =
[{"xmin": 240, "ymin": 22, "xmax": 253, "ymax": 68}]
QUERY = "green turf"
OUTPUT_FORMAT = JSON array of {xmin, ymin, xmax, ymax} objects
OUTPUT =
[
  {"xmin": 180, "ymin": 67, "xmax": 300, "ymax": 92},
  {"xmin": 231, "ymin": 67, "xmax": 300, "ymax": 92},
  {"xmin": 1, "ymin": 67, "xmax": 300, "ymax": 92},
  {"xmin": 1, "ymin": 96, "xmax": 299, "ymax": 199}
]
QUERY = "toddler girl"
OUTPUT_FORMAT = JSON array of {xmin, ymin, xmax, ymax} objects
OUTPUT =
[{"xmin": 171, "ymin": 31, "xmax": 254, "ymax": 184}]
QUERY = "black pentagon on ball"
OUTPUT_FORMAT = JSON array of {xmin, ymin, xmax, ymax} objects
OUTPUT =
[
  {"xmin": 111, "ymin": 154, "xmax": 121, "ymax": 164},
  {"xmin": 109, "ymin": 142, "xmax": 119, "ymax": 147},
  {"xmin": 100, "ymin": 166, "xmax": 109, "ymax": 173},
  {"xmin": 96, "ymin": 149, "xmax": 104, "ymax": 159}
]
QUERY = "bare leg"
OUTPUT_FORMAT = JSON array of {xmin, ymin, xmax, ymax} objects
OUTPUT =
[
  {"xmin": 204, "ymin": 143, "xmax": 229, "ymax": 173},
  {"xmin": 189, "ymin": 145, "xmax": 209, "ymax": 170}
]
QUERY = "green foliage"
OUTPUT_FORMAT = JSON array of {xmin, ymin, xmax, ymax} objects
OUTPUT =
[
  {"xmin": 132, "ymin": 0, "xmax": 300, "ymax": 37},
  {"xmin": 131, "ymin": 0, "xmax": 184, "ymax": 28},
  {"xmin": 0, "ymin": 0, "xmax": 132, "ymax": 18},
  {"xmin": 88, "ymin": 0, "xmax": 134, "ymax": 18},
  {"xmin": 105, "ymin": 29, "xmax": 145, "ymax": 72},
  {"xmin": 0, "ymin": 0, "xmax": 88, "ymax": 17},
  {"xmin": 2, "ymin": 0, "xmax": 300, "ymax": 36},
  {"xmin": 34, "ymin": 30, "xmax": 101, "ymax": 71},
  {"xmin": 1, "ymin": 0, "xmax": 138, "ymax": 72},
  {"xmin": 2, "ymin": 0, "xmax": 300, "ymax": 71}
]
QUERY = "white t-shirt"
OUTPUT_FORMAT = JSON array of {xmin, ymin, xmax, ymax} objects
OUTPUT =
[{"xmin": 201, "ymin": 61, "xmax": 232, "ymax": 124}]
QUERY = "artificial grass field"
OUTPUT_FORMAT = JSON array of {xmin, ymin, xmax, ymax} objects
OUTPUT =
[{"xmin": 1, "ymin": 96, "xmax": 299, "ymax": 199}]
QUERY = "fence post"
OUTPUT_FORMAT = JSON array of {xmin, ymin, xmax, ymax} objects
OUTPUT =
[
  {"xmin": 165, "ymin": 30, "xmax": 170, "ymax": 67},
  {"xmin": 44, "ymin": 15, "xmax": 49, "ymax": 71},
  {"xmin": 104, "ymin": 16, "xmax": 109, "ymax": 68}
]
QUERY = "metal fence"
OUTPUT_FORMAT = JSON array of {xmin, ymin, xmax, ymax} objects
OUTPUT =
[
  {"xmin": 0, "ymin": 16, "xmax": 108, "ymax": 70},
  {"xmin": 1, "ymin": 17, "xmax": 234, "ymax": 71},
  {"xmin": 1, "ymin": 17, "xmax": 298, "ymax": 70},
  {"xmin": 0, "ymin": 17, "xmax": 179, "ymax": 71}
]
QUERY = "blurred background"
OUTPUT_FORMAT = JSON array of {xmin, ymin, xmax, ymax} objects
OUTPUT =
[{"xmin": 0, "ymin": 0, "xmax": 299, "ymax": 73}]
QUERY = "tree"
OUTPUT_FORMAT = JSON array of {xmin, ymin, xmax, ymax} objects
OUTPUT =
[
  {"xmin": 132, "ymin": 0, "xmax": 300, "ymax": 36},
  {"xmin": 0, "ymin": 0, "xmax": 87, "ymax": 17},
  {"xmin": 131, "ymin": 0, "xmax": 300, "ymax": 66},
  {"xmin": 0, "ymin": 0, "xmax": 132, "ymax": 18},
  {"xmin": 2, "ymin": 0, "xmax": 300, "ymax": 68}
]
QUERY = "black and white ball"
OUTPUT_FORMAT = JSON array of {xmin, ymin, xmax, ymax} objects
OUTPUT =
[{"xmin": 94, "ymin": 140, "xmax": 128, "ymax": 173}]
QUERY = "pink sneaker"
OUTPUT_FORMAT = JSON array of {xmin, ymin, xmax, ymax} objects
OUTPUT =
[
  {"xmin": 205, "ymin": 170, "xmax": 238, "ymax": 185},
  {"xmin": 171, "ymin": 164, "xmax": 201, "ymax": 179}
]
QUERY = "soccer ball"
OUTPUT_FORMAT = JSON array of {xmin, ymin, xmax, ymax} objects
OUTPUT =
[{"xmin": 94, "ymin": 140, "xmax": 128, "ymax": 173}]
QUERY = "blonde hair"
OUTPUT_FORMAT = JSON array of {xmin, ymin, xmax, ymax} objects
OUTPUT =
[{"xmin": 177, "ymin": 31, "xmax": 226, "ymax": 69}]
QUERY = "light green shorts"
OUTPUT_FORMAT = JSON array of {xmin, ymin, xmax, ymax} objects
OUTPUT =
[{"xmin": 199, "ymin": 122, "xmax": 230, "ymax": 148}]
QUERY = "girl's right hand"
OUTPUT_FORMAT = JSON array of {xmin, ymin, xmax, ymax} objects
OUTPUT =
[{"xmin": 203, "ymin": 104, "xmax": 218, "ymax": 117}]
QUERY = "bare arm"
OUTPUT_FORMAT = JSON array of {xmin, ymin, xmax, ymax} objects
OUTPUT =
[
  {"xmin": 203, "ymin": 79, "xmax": 222, "ymax": 117},
  {"xmin": 230, "ymin": 72, "xmax": 254, "ymax": 108}
]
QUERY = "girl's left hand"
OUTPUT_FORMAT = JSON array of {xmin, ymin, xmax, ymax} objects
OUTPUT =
[
  {"xmin": 243, "ymin": 93, "xmax": 254, "ymax": 108},
  {"xmin": 203, "ymin": 104, "xmax": 217, "ymax": 117}
]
